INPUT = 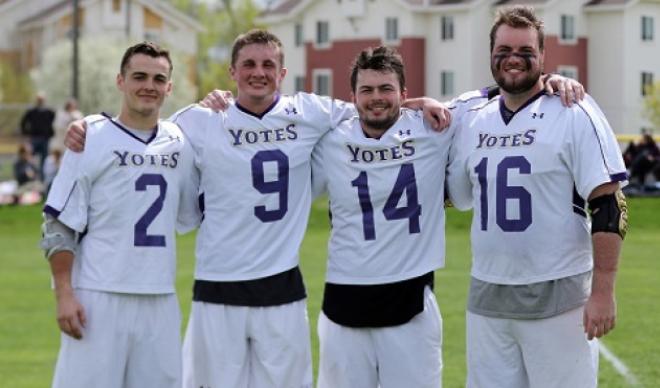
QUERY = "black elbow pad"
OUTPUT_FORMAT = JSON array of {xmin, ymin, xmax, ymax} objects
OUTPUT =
[{"xmin": 588, "ymin": 189, "xmax": 628, "ymax": 239}]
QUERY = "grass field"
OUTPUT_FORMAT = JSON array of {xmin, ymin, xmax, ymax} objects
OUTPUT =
[{"xmin": 0, "ymin": 197, "xmax": 658, "ymax": 387}]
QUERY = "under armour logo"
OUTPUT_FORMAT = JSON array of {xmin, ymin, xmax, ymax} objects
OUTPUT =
[
  {"xmin": 532, "ymin": 112, "xmax": 544, "ymax": 119},
  {"xmin": 398, "ymin": 129, "xmax": 411, "ymax": 137},
  {"xmin": 285, "ymin": 106, "xmax": 298, "ymax": 115}
]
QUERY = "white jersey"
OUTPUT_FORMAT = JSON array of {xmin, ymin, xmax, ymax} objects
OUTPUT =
[
  {"xmin": 45, "ymin": 114, "xmax": 200, "ymax": 294},
  {"xmin": 312, "ymin": 109, "xmax": 456, "ymax": 285},
  {"xmin": 171, "ymin": 93, "xmax": 354, "ymax": 281},
  {"xmin": 447, "ymin": 93, "xmax": 627, "ymax": 285}
]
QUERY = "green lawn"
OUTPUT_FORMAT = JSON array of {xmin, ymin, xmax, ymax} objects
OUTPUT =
[{"xmin": 0, "ymin": 198, "xmax": 658, "ymax": 387}]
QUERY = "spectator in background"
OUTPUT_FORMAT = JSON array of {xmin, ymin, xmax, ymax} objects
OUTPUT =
[
  {"xmin": 20, "ymin": 92, "xmax": 55, "ymax": 179},
  {"xmin": 51, "ymin": 98, "xmax": 83, "ymax": 152},
  {"xmin": 43, "ymin": 148, "xmax": 63, "ymax": 194},
  {"xmin": 629, "ymin": 133, "xmax": 660, "ymax": 184},
  {"xmin": 622, "ymin": 140, "xmax": 638, "ymax": 169},
  {"xmin": 12, "ymin": 143, "xmax": 43, "ymax": 204}
]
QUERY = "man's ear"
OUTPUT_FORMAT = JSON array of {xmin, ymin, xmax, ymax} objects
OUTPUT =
[{"xmin": 116, "ymin": 73, "xmax": 124, "ymax": 92}]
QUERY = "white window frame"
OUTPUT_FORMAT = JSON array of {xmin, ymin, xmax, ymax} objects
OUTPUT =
[
  {"xmin": 642, "ymin": 72, "xmax": 654, "ymax": 96},
  {"xmin": 440, "ymin": 70, "xmax": 454, "ymax": 97},
  {"xmin": 315, "ymin": 20, "xmax": 330, "ymax": 48},
  {"xmin": 560, "ymin": 14, "xmax": 577, "ymax": 44},
  {"xmin": 313, "ymin": 69, "xmax": 332, "ymax": 96},
  {"xmin": 385, "ymin": 17, "xmax": 399, "ymax": 43},
  {"xmin": 441, "ymin": 15, "xmax": 454, "ymax": 41},
  {"xmin": 642, "ymin": 16, "xmax": 654, "ymax": 41},
  {"xmin": 294, "ymin": 75, "xmax": 306, "ymax": 93},
  {"xmin": 557, "ymin": 65, "xmax": 579, "ymax": 82},
  {"xmin": 295, "ymin": 23, "xmax": 304, "ymax": 47}
]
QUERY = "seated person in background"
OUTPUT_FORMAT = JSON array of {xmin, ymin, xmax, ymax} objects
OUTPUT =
[
  {"xmin": 629, "ymin": 133, "xmax": 660, "ymax": 184},
  {"xmin": 622, "ymin": 140, "xmax": 638, "ymax": 169},
  {"xmin": 43, "ymin": 148, "xmax": 63, "ymax": 194},
  {"xmin": 12, "ymin": 143, "xmax": 43, "ymax": 204}
]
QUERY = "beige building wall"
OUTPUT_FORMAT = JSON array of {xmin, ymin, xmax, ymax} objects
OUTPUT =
[
  {"xmin": 264, "ymin": 0, "xmax": 660, "ymax": 134},
  {"xmin": 587, "ymin": 9, "xmax": 625, "ymax": 132}
]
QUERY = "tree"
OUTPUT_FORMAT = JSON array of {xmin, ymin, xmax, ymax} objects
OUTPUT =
[
  {"xmin": 644, "ymin": 81, "xmax": 660, "ymax": 131},
  {"xmin": 0, "ymin": 62, "xmax": 33, "ymax": 104},
  {"xmin": 0, "ymin": 63, "xmax": 34, "ymax": 136},
  {"xmin": 167, "ymin": 0, "xmax": 262, "ymax": 98},
  {"xmin": 31, "ymin": 37, "xmax": 197, "ymax": 117}
]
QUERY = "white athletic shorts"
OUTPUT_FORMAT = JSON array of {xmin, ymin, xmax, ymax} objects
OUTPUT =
[
  {"xmin": 466, "ymin": 306, "xmax": 599, "ymax": 388},
  {"xmin": 52, "ymin": 289, "xmax": 182, "ymax": 388},
  {"xmin": 317, "ymin": 286, "xmax": 442, "ymax": 388},
  {"xmin": 182, "ymin": 299, "xmax": 313, "ymax": 388}
]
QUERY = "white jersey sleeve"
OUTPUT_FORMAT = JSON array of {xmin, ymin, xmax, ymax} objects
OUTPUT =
[
  {"xmin": 568, "ymin": 95, "xmax": 627, "ymax": 199},
  {"xmin": 446, "ymin": 120, "xmax": 473, "ymax": 211},
  {"xmin": 298, "ymin": 93, "xmax": 356, "ymax": 131},
  {"xmin": 446, "ymin": 89, "xmax": 490, "ymax": 211},
  {"xmin": 169, "ymin": 105, "xmax": 212, "ymax": 233},
  {"xmin": 311, "ymin": 132, "xmax": 330, "ymax": 199},
  {"xmin": 45, "ymin": 115, "xmax": 107, "ymax": 232},
  {"xmin": 175, "ymin": 140, "xmax": 202, "ymax": 234}
]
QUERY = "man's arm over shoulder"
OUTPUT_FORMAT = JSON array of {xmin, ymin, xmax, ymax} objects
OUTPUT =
[
  {"xmin": 293, "ymin": 92, "xmax": 356, "ymax": 131},
  {"xmin": 169, "ymin": 104, "xmax": 219, "ymax": 155}
]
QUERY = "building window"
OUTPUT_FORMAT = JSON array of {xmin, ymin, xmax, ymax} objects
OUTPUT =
[
  {"xmin": 295, "ymin": 76, "xmax": 306, "ymax": 92},
  {"xmin": 385, "ymin": 17, "xmax": 398, "ymax": 42},
  {"xmin": 295, "ymin": 23, "xmax": 303, "ymax": 47},
  {"xmin": 642, "ymin": 72, "xmax": 654, "ymax": 96},
  {"xmin": 642, "ymin": 16, "xmax": 654, "ymax": 41},
  {"xmin": 313, "ymin": 70, "xmax": 332, "ymax": 96},
  {"xmin": 316, "ymin": 21, "xmax": 329, "ymax": 46},
  {"xmin": 560, "ymin": 15, "xmax": 575, "ymax": 42},
  {"xmin": 441, "ymin": 71, "xmax": 454, "ymax": 96},
  {"xmin": 441, "ymin": 15, "xmax": 454, "ymax": 41},
  {"xmin": 557, "ymin": 65, "xmax": 578, "ymax": 81}
]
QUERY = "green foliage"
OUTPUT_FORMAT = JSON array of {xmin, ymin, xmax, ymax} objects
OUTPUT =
[
  {"xmin": 644, "ymin": 81, "xmax": 660, "ymax": 131},
  {"xmin": 0, "ymin": 62, "xmax": 34, "ymax": 104},
  {"xmin": 167, "ymin": 0, "xmax": 262, "ymax": 99},
  {"xmin": 0, "ymin": 63, "xmax": 34, "ymax": 136},
  {"xmin": 30, "ymin": 37, "xmax": 197, "ymax": 118}
]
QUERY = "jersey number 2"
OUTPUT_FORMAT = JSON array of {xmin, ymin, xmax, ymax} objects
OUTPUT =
[
  {"xmin": 134, "ymin": 173, "xmax": 167, "ymax": 247},
  {"xmin": 351, "ymin": 163, "xmax": 421, "ymax": 241}
]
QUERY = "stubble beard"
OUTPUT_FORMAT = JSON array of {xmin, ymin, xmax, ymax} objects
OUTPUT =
[
  {"xmin": 491, "ymin": 60, "xmax": 542, "ymax": 95},
  {"xmin": 359, "ymin": 109, "xmax": 400, "ymax": 133}
]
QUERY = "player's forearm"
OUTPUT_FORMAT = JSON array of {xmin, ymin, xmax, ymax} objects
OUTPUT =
[
  {"xmin": 402, "ymin": 97, "xmax": 429, "ymax": 110},
  {"xmin": 591, "ymin": 233, "xmax": 621, "ymax": 297},
  {"xmin": 49, "ymin": 251, "xmax": 75, "ymax": 296}
]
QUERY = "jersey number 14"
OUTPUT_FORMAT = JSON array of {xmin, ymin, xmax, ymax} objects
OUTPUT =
[{"xmin": 352, "ymin": 163, "xmax": 422, "ymax": 241}]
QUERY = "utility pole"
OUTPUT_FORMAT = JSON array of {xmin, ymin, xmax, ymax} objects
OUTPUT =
[
  {"xmin": 126, "ymin": 0, "xmax": 132, "ymax": 38},
  {"xmin": 72, "ymin": 0, "xmax": 80, "ymax": 99}
]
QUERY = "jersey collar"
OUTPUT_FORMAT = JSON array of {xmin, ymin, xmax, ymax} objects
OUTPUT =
[
  {"xmin": 499, "ymin": 90, "xmax": 545, "ymax": 125},
  {"xmin": 102, "ymin": 112, "xmax": 159, "ymax": 144},
  {"xmin": 235, "ymin": 94, "xmax": 281, "ymax": 120}
]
